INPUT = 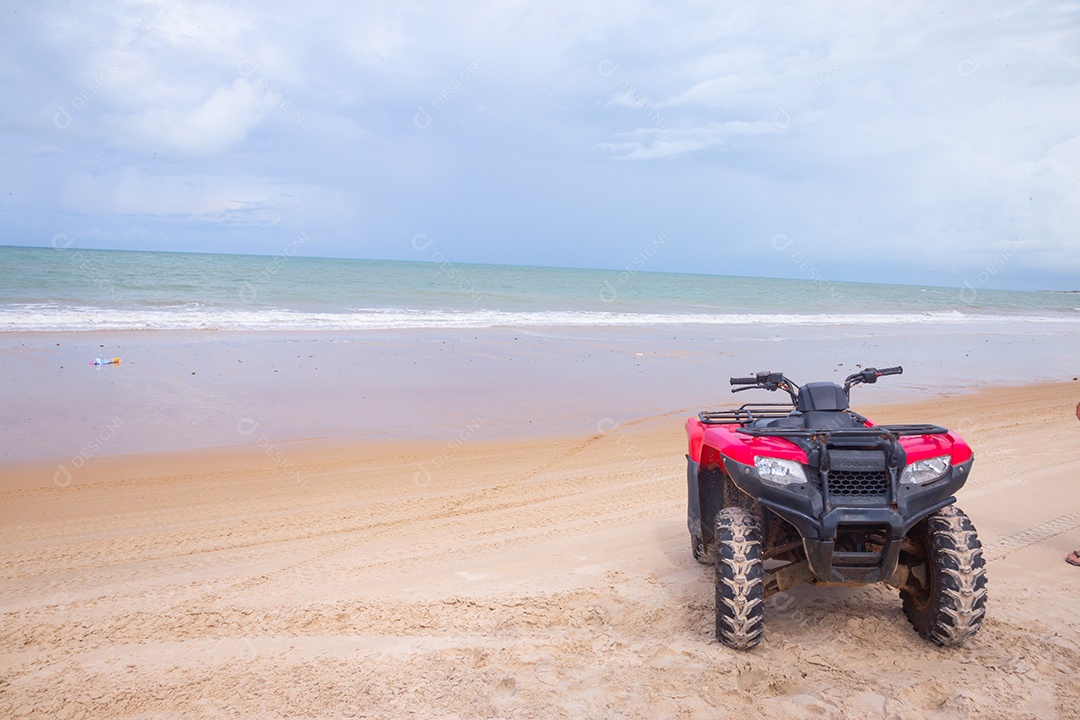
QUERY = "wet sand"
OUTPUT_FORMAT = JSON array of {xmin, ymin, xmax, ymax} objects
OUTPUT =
[
  {"xmin": 2, "ymin": 382, "xmax": 1079, "ymax": 719},
  {"xmin": 3, "ymin": 322, "xmax": 1079, "ymax": 464}
]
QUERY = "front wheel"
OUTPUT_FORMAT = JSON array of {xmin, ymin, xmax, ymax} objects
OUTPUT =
[
  {"xmin": 900, "ymin": 505, "xmax": 988, "ymax": 646},
  {"xmin": 714, "ymin": 507, "xmax": 764, "ymax": 650}
]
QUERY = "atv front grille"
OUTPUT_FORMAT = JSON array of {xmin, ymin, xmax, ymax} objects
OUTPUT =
[{"xmin": 827, "ymin": 469, "xmax": 890, "ymax": 496}]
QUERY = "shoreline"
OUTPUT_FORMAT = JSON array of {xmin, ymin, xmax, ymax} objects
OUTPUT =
[{"xmin": 4, "ymin": 379, "xmax": 1079, "ymax": 490}]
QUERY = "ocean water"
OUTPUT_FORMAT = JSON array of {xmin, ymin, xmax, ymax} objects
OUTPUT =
[{"xmin": 1, "ymin": 244, "xmax": 1077, "ymax": 332}]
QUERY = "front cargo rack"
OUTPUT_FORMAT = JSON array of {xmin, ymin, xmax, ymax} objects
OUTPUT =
[
  {"xmin": 699, "ymin": 405, "xmax": 948, "ymax": 439},
  {"xmin": 736, "ymin": 423, "xmax": 949, "ymax": 439}
]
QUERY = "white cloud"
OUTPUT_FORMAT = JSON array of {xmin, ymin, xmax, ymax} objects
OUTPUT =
[
  {"xmin": 600, "ymin": 120, "xmax": 782, "ymax": 160},
  {"xmin": 664, "ymin": 73, "xmax": 763, "ymax": 108},
  {"xmin": 102, "ymin": 78, "xmax": 270, "ymax": 154}
]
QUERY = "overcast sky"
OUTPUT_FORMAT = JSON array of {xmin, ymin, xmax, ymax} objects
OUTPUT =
[{"xmin": 2, "ymin": 1, "xmax": 1078, "ymax": 290}]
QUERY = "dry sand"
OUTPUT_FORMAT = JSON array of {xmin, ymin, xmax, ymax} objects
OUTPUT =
[{"xmin": 2, "ymin": 383, "xmax": 1080, "ymax": 719}]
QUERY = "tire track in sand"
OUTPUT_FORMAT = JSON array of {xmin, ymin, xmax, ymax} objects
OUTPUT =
[{"xmin": 980, "ymin": 510, "xmax": 1080, "ymax": 561}]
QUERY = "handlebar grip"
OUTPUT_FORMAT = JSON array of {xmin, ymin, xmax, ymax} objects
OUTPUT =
[
  {"xmin": 876, "ymin": 366, "xmax": 903, "ymax": 376},
  {"xmin": 730, "ymin": 377, "xmax": 758, "ymax": 385}
]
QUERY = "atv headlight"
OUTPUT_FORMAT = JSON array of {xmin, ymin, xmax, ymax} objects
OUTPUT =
[
  {"xmin": 900, "ymin": 455, "xmax": 951, "ymax": 485},
  {"xmin": 754, "ymin": 457, "xmax": 808, "ymax": 486}
]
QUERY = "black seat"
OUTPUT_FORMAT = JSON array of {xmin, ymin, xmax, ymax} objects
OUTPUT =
[
  {"xmin": 752, "ymin": 383, "xmax": 861, "ymax": 431},
  {"xmin": 799, "ymin": 411, "xmax": 861, "ymax": 430},
  {"xmin": 753, "ymin": 411, "xmax": 861, "ymax": 430},
  {"xmin": 798, "ymin": 383, "xmax": 849, "ymax": 412},
  {"xmin": 751, "ymin": 415, "xmax": 805, "ymax": 430},
  {"xmin": 798, "ymin": 383, "xmax": 860, "ymax": 429}
]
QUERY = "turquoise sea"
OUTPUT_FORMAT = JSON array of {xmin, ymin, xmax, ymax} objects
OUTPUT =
[{"xmin": 1, "ymin": 244, "xmax": 1077, "ymax": 332}]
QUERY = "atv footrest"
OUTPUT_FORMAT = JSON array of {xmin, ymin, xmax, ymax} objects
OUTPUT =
[{"xmin": 831, "ymin": 551, "xmax": 883, "ymax": 567}]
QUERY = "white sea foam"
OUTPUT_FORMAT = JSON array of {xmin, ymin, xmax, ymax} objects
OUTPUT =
[{"xmin": 2, "ymin": 305, "xmax": 1078, "ymax": 333}]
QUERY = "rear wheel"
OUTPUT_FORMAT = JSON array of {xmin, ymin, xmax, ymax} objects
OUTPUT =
[
  {"xmin": 900, "ymin": 505, "xmax": 988, "ymax": 646},
  {"xmin": 714, "ymin": 507, "xmax": 764, "ymax": 649},
  {"xmin": 691, "ymin": 534, "xmax": 712, "ymax": 564},
  {"xmin": 691, "ymin": 535, "xmax": 708, "ymax": 561}
]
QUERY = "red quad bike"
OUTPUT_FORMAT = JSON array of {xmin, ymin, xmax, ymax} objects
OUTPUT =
[{"xmin": 686, "ymin": 366, "xmax": 988, "ymax": 650}]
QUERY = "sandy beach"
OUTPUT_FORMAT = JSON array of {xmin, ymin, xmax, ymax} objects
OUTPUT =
[{"xmin": 2, "ymin": 381, "xmax": 1079, "ymax": 719}]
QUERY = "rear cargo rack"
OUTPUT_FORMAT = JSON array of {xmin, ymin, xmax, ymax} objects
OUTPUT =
[{"xmin": 699, "ymin": 403, "xmax": 794, "ymax": 425}]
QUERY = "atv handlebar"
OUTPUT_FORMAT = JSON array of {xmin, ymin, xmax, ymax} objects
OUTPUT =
[
  {"xmin": 729, "ymin": 366, "xmax": 903, "ymax": 402},
  {"xmin": 730, "ymin": 371, "xmax": 798, "ymax": 403},
  {"xmin": 731, "ymin": 371, "xmax": 786, "ymax": 389},
  {"xmin": 844, "ymin": 365, "xmax": 903, "ymax": 390}
]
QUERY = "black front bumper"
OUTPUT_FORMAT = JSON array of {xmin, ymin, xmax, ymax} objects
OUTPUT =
[
  {"xmin": 723, "ymin": 455, "xmax": 973, "ymax": 583},
  {"xmin": 687, "ymin": 452, "xmax": 974, "ymax": 584}
]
